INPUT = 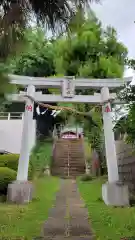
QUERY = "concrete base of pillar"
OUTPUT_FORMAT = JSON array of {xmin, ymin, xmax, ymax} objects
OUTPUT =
[
  {"xmin": 102, "ymin": 182, "xmax": 129, "ymax": 206},
  {"xmin": 7, "ymin": 181, "xmax": 34, "ymax": 204}
]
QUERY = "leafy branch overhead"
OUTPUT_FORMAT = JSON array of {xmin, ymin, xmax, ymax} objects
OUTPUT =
[
  {"xmin": 0, "ymin": 0, "xmax": 99, "ymax": 61},
  {"xmin": 0, "ymin": 0, "xmax": 100, "ymax": 106},
  {"xmin": 116, "ymin": 59, "xmax": 135, "ymax": 146}
]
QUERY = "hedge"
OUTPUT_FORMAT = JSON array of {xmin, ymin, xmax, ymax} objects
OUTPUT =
[
  {"xmin": 0, "ymin": 154, "xmax": 33, "ymax": 180},
  {"xmin": 0, "ymin": 167, "xmax": 16, "ymax": 194},
  {"xmin": 0, "ymin": 154, "xmax": 19, "ymax": 171}
]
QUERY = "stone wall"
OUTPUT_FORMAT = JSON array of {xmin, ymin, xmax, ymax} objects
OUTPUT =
[{"xmin": 116, "ymin": 140, "xmax": 135, "ymax": 193}]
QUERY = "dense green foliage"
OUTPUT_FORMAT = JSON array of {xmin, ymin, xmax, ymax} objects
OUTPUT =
[
  {"xmin": 54, "ymin": 14, "xmax": 127, "ymax": 78},
  {"xmin": 84, "ymin": 138, "xmax": 91, "ymax": 162},
  {"xmin": 120, "ymin": 86, "xmax": 135, "ymax": 145},
  {"xmin": 0, "ymin": 0, "xmax": 96, "ymax": 112},
  {"xmin": 0, "ymin": 2, "xmax": 96, "ymax": 62},
  {"xmin": 53, "ymin": 12, "xmax": 127, "ymax": 155},
  {"xmin": 0, "ymin": 154, "xmax": 33, "ymax": 182},
  {"xmin": 0, "ymin": 154, "xmax": 19, "ymax": 171},
  {"xmin": 115, "ymin": 58, "xmax": 135, "ymax": 145},
  {"xmin": 30, "ymin": 139, "xmax": 53, "ymax": 177},
  {"xmin": 0, "ymin": 1, "xmax": 95, "ymax": 60},
  {"xmin": 0, "ymin": 155, "xmax": 18, "ymax": 196},
  {"xmin": 11, "ymin": 29, "xmax": 56, "ymax": 77},
  {"xmin": 0, "ymin": 167, "xmax": 16, "ymax": 194}
]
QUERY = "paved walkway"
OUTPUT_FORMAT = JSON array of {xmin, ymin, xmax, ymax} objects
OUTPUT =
[{"xmin": 41, "ymin": 179, "xmax": 95, "ymax": 240}]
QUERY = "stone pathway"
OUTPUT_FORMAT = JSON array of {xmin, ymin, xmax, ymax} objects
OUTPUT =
[{"xmin": 41, "ymin": 179, "xmax": 95, "ymax": 240}]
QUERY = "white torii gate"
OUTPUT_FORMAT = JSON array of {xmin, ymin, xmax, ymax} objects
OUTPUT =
[{"xmin": 7, "ymin": 75, "xmax": 132, "ymax": 205}]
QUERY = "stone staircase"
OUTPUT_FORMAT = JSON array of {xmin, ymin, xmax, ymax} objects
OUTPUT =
[{"xmin": 51, "ymin": 139, "xmax": 86, "ymax": 178}]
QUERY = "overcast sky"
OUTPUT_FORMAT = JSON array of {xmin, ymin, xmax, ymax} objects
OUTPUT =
[{"xmin": 92, "ymin": 0, "xmax": 135, "ymax": 59}]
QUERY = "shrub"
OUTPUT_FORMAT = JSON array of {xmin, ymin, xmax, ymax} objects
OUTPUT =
[
  {"xmin": 0, "ymin": 154, "xmax": 19, "ymax": 171},
  {"xmin": 0, "ymin": 167, "xmax": 16, "ymax": 194},
  {"xmin": 30, "ymin": 139, "xmax": 53, "ymax": 177},
  {"xmin": 0, "ymin": 154, "xmax": 33, "ymax": 180},
  {"xmin": 81, "ymin": 174, "xmax": 93, "ymax": 182}
]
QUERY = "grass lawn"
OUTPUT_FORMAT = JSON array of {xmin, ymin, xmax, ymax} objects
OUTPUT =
[
  {"xmin": 78, "ymin": 177, "xmax": 135, "ymax": 240},
  {"xmin": 0, "ymin": 176, "xmax": 60, "ymax": 239}
]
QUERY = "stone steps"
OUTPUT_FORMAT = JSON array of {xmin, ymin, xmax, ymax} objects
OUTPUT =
[{"xmin": 51, "ymin": 139, "xmax": 85, "ymax": 177}]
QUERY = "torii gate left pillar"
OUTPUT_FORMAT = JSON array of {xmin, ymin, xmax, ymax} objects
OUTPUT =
[{"xmin": 7, "ymin": 85, "xmax": 35, "ymax": 204}]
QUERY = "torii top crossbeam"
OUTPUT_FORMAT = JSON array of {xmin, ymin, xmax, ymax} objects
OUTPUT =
[{"xmin": 9, "ymin": 74, "xmax": 132, "ymax": 90}]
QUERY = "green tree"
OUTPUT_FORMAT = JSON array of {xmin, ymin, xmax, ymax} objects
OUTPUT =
[
  {"xmin": 0, "ymin": 0, "xmax": 99, "ymax": 106},
  {"xmin": 54, "ymin": 11, "xmax": 127, "ymax": 116},
  {"xmin": 54, "ymin": 15, "xmax": 127, "ymax": 77},
  {"xmin": 54, "ymin": 11, "xmax": 127, "ymax": 172},
  {"xmin": 12, "ymin": 28, "xmax": 55, "ymax": 77},
  {"xmin": 0, "ymin": 0, "xmax": 99, "ymax": 61},
  {"xmin": 119, "ymin": 59, "xmax": 135, "ymax": 145}
]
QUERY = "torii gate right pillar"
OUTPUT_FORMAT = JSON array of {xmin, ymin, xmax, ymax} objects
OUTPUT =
[
  {"xmin": 101, "ymin": 87, "xmax": 129, "ymax": 206},
  {"xmin": 101, "ymin": 87, "xmax": 119, "ymax": 183}
]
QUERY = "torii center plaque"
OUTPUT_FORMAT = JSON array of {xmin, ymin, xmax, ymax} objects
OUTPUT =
[{"xmin": 62, "ymin": 77, "xmax": 75, "ymax": 98}]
